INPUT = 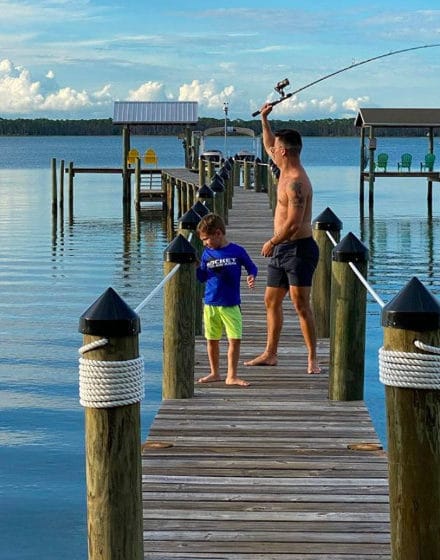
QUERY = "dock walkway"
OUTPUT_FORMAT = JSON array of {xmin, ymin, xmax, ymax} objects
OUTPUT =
[{"xmin": 142, "ymin": 188, "xmax": 390, "ymax": 559}]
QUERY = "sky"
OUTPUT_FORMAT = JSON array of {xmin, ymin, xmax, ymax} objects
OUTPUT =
[{"xmin": 1, "ymin": 1, "xmax": 440, "ymax": 121}]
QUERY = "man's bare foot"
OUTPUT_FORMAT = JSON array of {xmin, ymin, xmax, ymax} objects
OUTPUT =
[
  {"xmin": 243, "ymin": 352, "xmax": 277, "ymax": 366},
  {"xmin": 197, "ymin": 373, "xmax": 221, "ymax": 383},
  {"xmin": 226, "ymin": 377, "xmax": 250, "ymax": 387},
  {"xmin": 307, "ymin": 360, "xmax": 321, "ymax": 374}
]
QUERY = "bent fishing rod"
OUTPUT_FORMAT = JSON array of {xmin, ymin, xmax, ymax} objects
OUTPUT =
[{"xmin": 251, "ymin": 43, "xmax": 440, "ymax": 117}]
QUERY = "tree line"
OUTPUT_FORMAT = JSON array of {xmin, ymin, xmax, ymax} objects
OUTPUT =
[{"xmin": 0, "ymin": 116, "xmax": 429, "ymax": 137}]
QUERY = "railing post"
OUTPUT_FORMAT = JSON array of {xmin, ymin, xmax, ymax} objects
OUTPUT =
[
  {"xmin": 163, "ymin": 234, "xmax": 197, "ymax": 399},
  {"xmin": 179, "ymin": 207, "xmax": 203, "ymax": 336},
  {"xmin": 210, "ymin": 174, "xmax": 225, "ymax": 221},
  {"xmin": 243, "ymin": 160, "xmax": 252, "ymax": 190},
  {"xmin": 380, "ymin": 277, "xmax": 440, "ymax": 559},
  {"xmin": 312, "ymin": 208, "xmax": 343, "ymax": 338},
  {"xmin": 78, "ymin": 287, "xmax": 144, "ymax": 560},
  {"xmin": 328, "ymin": 232, "xmax": 368, "ymax": 400},
  {"xmin": 254, "ymin": 158, "xmax": 262, "ymax": 192},
  {"xmin": 197, "ymin": 184, "xmax": 214, "ymax": 213},
  {"xmin": 198, "ymin": 157, "xmax": 206, "ymax": 187}
]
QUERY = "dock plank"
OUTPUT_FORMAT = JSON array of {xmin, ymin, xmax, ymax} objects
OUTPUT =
[{"xmin": 142, "ymin": 185, "xmax": 390, "ymax": 559}]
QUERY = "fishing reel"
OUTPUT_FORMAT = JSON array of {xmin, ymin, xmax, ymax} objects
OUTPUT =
[
  {"xmin": 274, "ymin": 78, "xmax": 290, "ymax": 98},
  {"xmin": 252, "ymin": 77, "xmax": 293, "ymax": 117}
]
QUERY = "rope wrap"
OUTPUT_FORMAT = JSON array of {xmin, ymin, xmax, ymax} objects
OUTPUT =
[
  {"xmin": 379, "ymin": 344, "xmax": 440, "ymax": 389},
  {"xmin": 79, "ymin": 356, "xmax": 145, "ymax": 408}
]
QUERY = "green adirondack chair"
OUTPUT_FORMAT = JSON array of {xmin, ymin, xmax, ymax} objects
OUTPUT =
[
  {"xmin": 420, "ymin": 152, "xmax": 435, "ymax": 171},
  {"xmin": 374, "ymin": 152, "xmax": 388, "ymax": 172},
  {"xmin": 397, "ymin": 153, "xmax": 412, "ymax": 171}
]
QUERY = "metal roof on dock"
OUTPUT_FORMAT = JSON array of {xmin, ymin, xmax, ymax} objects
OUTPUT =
[
  {"xmin": 113, "ymin": 101, "xmax": 198, "ymax": 125},
  {"xmin": 355, "ymin": 108, "xmax": 440, "ymax": 128}
]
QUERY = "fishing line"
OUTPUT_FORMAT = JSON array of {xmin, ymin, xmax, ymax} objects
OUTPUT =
[{"xmin": 252, "ymin": 43, "xmax": 440, "ymax": 116}]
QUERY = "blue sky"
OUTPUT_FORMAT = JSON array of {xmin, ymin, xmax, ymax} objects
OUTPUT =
[{"xmin": 1, "ymin": 1, "xmax": 440, "ymax": 121}]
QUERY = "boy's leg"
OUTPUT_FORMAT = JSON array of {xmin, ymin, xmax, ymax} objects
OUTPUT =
[
  {"xmin": 226, "ymin": 338, "xmax": 249, "ymax": 386},
  {"xmin": 198, "ymin": 339, "xmax": 221, "ymax": 383}
]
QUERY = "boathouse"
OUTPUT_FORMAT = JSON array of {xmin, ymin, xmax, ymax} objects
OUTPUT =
[{"xmin": 355, "ymin": 108, "xmax": 440, "ymax": 211}]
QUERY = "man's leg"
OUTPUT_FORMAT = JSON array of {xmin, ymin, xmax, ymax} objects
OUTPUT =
[
  {"xmin": 289, "ymin": 285, "xmax": 320, "ymax": 374},
  {"xmin": 244, "ymin": 286, "xmax": 287, "ymax": 366},
  {"xmin": 198, "ymin": 339, "xmax": 221, "ymax": 382}
]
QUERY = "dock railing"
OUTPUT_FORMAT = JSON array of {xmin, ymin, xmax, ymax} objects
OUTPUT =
[{"xmin": 74, "ymin": 155, "xmax": 440, "ymax": 559}]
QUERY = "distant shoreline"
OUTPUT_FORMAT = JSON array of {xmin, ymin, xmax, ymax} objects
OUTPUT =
[{"xmin": 0, "ymin": 117, "xmax": 428, "ymax": 138}]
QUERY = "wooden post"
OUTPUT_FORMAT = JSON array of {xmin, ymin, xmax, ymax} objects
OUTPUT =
[
  {"xmin": 311, "ymin": 208, "xmax": 343, "ymax": 338},
  {"xmin": 328, "ymin": 232, "xmax": 368, "ymax": 401},
  {"xmin": 122, "ymin": 126, "xmax": 131, "ymax": 210},
  {"xmin": 233, "ymin": 159, "xmax": 240, "ymax": 187},
  {"xmin": 198, "ymin": 157, "xmax": 206, "ymax": 187},
  {"xmin": 243, "ymin": 160, "xmax": 251, "ymax": 190},
  {"xmin": 68, "ymin": 161, "xmax": 74, "ymax": 220},
  {"xmin": 59, "ymin": 159, "xmax": 65, "ymax": 212},
  {"xmin": 381, "ymin": 277, "xmax": 440, "ymax": 559},
  {"xmin": 51, "ymin": 157, "xmax": 57, "ymax": 216},
  {"xmin": 210, "ymin": 174, "xmax": 225, "ymax": 221},
  {"xmin": 79, "ymin": 287, "xmax": 143, "ymax": 560},
  {"xmin": 368, "ymin": 127, "xmax": 376, "ymax": 212},
  {"xmin": 163, "ymin": 234, "xmax": 197, "ymax": 399},
  {"xmin": 198, "ymin": 184, "xmax": 214, "ymax": 213},
  {"xmin": 134, "ymin": 157, "xmax": 141, "ymax": 211},
  {"xmin": 179, "ymin": 208, "xmax": 203, "ymax": 336},
  {"xmin": 254, "ymin": 158, "xmax": 262, "ymax": 192}
]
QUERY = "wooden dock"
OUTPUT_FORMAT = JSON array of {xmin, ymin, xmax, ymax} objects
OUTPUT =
[{"xmin": 142, "ymin": 188, "xmax": 390, "ymax": 559}]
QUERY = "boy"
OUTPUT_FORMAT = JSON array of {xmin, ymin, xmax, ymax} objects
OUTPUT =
[{"xmin": 196, "ymin": 213, "xmax": 257, "ymax": 387}]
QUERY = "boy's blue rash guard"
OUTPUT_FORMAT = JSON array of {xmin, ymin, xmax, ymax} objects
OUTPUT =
[{"xmin": 196, "ymin": 243, "xmax": 258, "ymax": 306}]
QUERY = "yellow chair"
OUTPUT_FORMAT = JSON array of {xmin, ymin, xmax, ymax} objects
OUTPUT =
[
  {"xmin": 143, "ymin": 148, "xmax": 158, "ymax": 167},
  {"xmin": 397, "ymin": 153, "xmax": 412, "ymax": 172},
  {"xmin": 420, "ymin": 153, "xmax": 435, "ymax": 172},
  {"xmin": 127, "ymin": 148, "xmax": 140, "ymax": 166}
]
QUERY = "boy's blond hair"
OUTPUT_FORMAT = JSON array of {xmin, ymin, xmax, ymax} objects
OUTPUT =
[{"xmin": 196, "ymin": 213, "xmax": 226, "ymax": 235}]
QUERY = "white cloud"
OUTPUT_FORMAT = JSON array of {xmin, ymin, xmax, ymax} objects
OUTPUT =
[
  {"xmin": 178, "ymin": 79, "xmax": 235, "ymax": 111},
  {"xmin": 0, "ymin": 58, "xmax": 112, "ymax": 115},
  {"xmin": 343, "ymin": 96, "xmax": 370, "ymax": 113},
  {"xmin": 127, "ymin": 81, "xmax": 170, "ymax": 101}
]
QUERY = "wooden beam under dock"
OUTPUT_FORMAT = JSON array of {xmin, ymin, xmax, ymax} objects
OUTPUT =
[{"xmin": 142, "ymin": 189, "xmax": 390, "ymax": 559}]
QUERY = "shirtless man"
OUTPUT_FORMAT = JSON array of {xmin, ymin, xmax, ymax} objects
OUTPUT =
[{"xmin": 244, "ymin": 102, "xmax": 320, "ymax": 374}]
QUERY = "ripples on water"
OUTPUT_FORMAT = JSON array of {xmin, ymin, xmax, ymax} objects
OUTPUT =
[{"xmin": 0, "ymin": 137, "xmax": 439, "ymax": 559}]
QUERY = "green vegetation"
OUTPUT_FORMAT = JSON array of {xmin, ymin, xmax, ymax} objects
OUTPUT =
[{"xmin": 0, "ymin": 116, "xmax": 428, "ymax": 137}]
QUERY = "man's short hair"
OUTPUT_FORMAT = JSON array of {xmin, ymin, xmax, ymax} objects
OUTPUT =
[
  {"xmin": 196, "ymin": 213, "xmax": 226, "ymax": 235},
  {"xmin": 275, "ymin": 129, "xmax": 302, "ymax": 155}
]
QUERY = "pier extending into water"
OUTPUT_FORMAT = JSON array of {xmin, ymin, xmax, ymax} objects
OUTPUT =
[{"xmin": 141, "ymin": 188, "xmax": 391, "ymax": 559}]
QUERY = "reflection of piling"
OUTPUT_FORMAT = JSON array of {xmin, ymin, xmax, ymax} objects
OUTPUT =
[
  {"xmin": 328, "ymin": 233, "xmax": 368, "ymax": 400},
  {"xmin": 312, "ymin": 208, "xmax": 343, "ymax": 338},
  {"xmin": 380, "ymin": 278, "xmax": 440, "ymax": 559},
  {"xmin": 163, "ymin": 235, "xmax": 197, "ymax": 399},
  {"xmin": 78, "ymin": 287, "xmax": 144, "ymax": 560}
]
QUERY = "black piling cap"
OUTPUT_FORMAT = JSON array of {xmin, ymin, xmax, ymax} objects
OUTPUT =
[
  {"xmin": 218, "ymin": 167, "xmax": 230, "ymax": 180},
  {"xmin": 382, "ymin": 276, "xmax": 440, "ymax": 331},
  {"xmin": 224, "ymin": 158, "xmax": 233, "ymax": 170},
  {"xmin": 209, "ymin": 174, "xmax": 225, "ymax": 193},
  {"xmin": 313, "ymin": 207, "xmax": 343, "ymax": 231},
  {"xmin": 164, "ymin": 233, "xmax": 197, "ymax": 263},
  {"xmin": 79, "ymin": 287, "xmax": 140, "ymax": 336},
  {"xmin": 332, "ymin": 232, "xmax": 368, "ymax": 263},
  {"xmin": 197, "ymin": 184, "xmax": 214, "ymax": 199},
  {"xmin": 192, "ymin": 200, "xmax": 210, "ymax": 217},
  {"xmin": 255, "ymin": 157, "xmax": 262, "ymax": 164},
  {"xmin": 178, "ymin": 207, "xmax": 201, "ymax": 230}
]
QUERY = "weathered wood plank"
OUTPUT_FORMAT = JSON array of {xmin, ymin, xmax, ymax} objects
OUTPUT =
[{"xmin": 142, "ymin": 184, "xmax": 390, "ymax": 558}]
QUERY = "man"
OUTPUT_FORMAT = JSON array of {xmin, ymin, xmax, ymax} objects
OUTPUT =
[{"xmin": 244, "ymin": 102, "xmax": 320, "ymax": 374}]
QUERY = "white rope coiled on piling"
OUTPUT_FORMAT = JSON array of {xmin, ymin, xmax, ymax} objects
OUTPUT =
[
  {"xmin": 379, "ymin": 341, "xmax": 440, "ymax": 390},
  {"xmin": 78, "ymin": 342, "xmax": 145, "ymax": 408}
]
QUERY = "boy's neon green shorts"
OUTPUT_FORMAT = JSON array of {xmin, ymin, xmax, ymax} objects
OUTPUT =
[{"xmin": 203, "ymin": 305, "xmax": 242, "ymax": 340}]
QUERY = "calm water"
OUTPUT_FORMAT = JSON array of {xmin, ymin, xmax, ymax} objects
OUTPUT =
[{"xmin": 0, "ymin": 135, "xmax": 439, "ymax": 559}]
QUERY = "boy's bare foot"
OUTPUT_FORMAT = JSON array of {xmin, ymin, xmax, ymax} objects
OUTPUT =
[
  {"xmin": 307, "ymin": 360, "xmax": 321, "ymax": 374},
  {"xmin": 226, "ymin": 377, "xmax": 250, "ymax": 387},
  {"xmin": 197, "ymin": 373, "xmax": 221, "ymax": 383},
  {"xmin": 243, "ymin": 352, "xmax": 277, "ymax": 366}
]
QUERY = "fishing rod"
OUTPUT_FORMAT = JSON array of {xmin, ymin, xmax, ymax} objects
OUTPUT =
[{"xmin": 251, "ymin": 43, "xmax": 440, "ymax": 117}]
